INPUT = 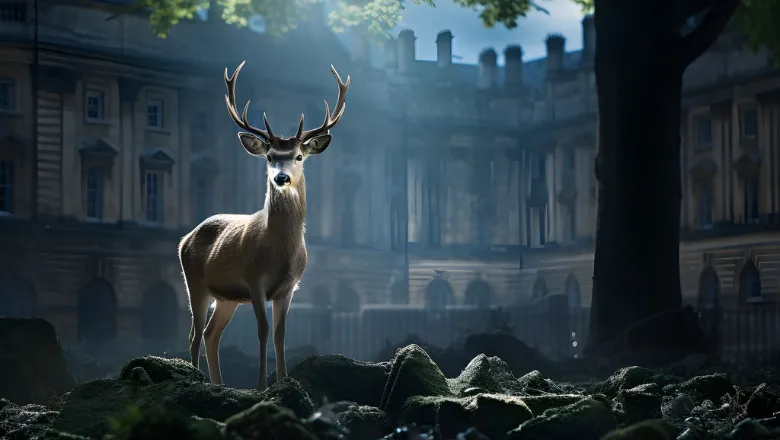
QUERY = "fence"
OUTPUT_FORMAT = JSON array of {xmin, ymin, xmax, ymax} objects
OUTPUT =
[{"xmin": 220, "ymin": 297, "xmax": 780, "ymax": 364}]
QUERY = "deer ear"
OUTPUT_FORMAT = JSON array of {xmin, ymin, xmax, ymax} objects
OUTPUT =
[
  {"xmin": 238, "ymin": 132, "xmax": 269, "ymax": 157},
  {"xmin": 303, "ymin": 134, "xmax": 332, "ymax": 156}
]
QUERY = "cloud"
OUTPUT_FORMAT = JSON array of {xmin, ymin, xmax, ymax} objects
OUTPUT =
[{"xmin": 396, "ymin": 0, "xmax": 586, "ymax": 64}]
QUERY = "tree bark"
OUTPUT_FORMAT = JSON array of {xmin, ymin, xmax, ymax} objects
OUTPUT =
[{"xmin": 586, "ymin": 0, "xmax": 739, "ymax": 352}]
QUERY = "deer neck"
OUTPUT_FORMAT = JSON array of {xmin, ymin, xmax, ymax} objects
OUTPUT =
[{"xmin": 262, "ymin": 176, "xmax": 307, "ymax": 240}]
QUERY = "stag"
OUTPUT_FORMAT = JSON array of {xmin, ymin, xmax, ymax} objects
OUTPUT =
[{"xmin": 178, "ymin": 61, "xmax": 350, "ymax": 389}]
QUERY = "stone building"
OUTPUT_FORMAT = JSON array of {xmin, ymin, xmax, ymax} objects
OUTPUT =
[
  {"xmin": 0, "ymin": 0, "xmax": 405, "ymax": 346},
  {"xmin": 387, "ymin": 17, "xmax": 780, "ymax": 311}
]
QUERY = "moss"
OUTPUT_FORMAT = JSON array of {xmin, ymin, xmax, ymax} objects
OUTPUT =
[
  {"xmin": 53, "ymin": 358, "xmax": 266, "ymax": 439},
  {"xmin": 519, "ymin": 394, "xmax": 584, "ymax": 416},
  {"xmin": 336, "ymin": 405, "xmax": 390, "ymax": 440},
  {"xmin": 119, "ymin": 356, "xmax": 206, "ymax": 384},
  {"xmin": 507, "ymin": 396, "xmax": 617, "ymax": 440},
  {"xmin": 222, "ymin": 402, "xmax": 317, "ymax": 440},
  {"xmin": 616, "ymin": 387, "xmax": 662, "ymax": 425},
  {"xmin": 0, "ymin": 399, "xmax": 60, "ymax": 440},
  {"xmin": 401, "ymin": 395, "xmax": 463, "ymax": 426},
  {"xmin": 468, "ymin": 394, "xmax": 533, "ymax": 439},
  {"xmin": 516, "ymin": 370, "xmax": 560, "ymax": 395},
  {"xmin": 258, "ymin": 377, "xmax": 315, "ymax": 418},
  {"xmin": 290, "ymin": 355, "xmax": 388, "ymax": 407},
  {"xmin": 380, "ymin": 344, "xmax": 452, "ymax": 422},
  {"xmin": 104, "ymin": 404, "xmax": 222, "ymax": 440},
  {"xmin": 448, "ymin": 354, "xmax": 523, "ymax": 396},
  {"xmin": 663, "ymin": 373, "xmax": 734, "ymax": 404},
  {"xmin": 597, "ymin": 367, "xmax": 666, "ymax": 398}
]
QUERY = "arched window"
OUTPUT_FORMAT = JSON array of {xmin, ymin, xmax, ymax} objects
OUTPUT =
[
  {"xmin": 739, "ymin": 262, "xmax": 762, "ymax": 300},
  {"xmin": 464, "ymin": 274, "xmax": 493, "ymax": 308},
  {"xmin": 531, "ymin": 277, "xmax": 548, "ymax": 299},
  {"xmin": 697, "ymin": 266, "xmax": 720, "ymax": 309},
  {"xmin": 425, "ymin": 272, "xmax": 453, "ymax": 310}
]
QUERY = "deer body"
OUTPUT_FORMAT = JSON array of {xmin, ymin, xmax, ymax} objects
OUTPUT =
[{"xmin": 179, "ymin": 61, "xmax": 349, "ymax": 389}]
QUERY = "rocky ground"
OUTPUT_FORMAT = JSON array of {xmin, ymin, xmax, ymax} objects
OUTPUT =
[{"xmin": 0, "ymin": 315, "xmax": 779, "ymax": 440}]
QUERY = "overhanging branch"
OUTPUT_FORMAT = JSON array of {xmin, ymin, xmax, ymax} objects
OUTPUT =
[{"xmin": 679, "ymin": 0, "xmax": 741, "ymax": 67}]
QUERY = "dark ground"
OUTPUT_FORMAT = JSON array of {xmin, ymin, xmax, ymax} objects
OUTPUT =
[{"xmin": 0, "ymin": 308, "xmax": 778, "ymax": 440}]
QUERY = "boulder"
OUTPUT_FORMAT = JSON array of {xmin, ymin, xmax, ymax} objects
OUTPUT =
[
  {"xmin": 380, "ymin": 344, "xmax": 452, "ymax": 421},
  {"xmin": 290, "ymin": 354, "xmax": 388, "ymax": 407},
  {"xmin": 507, "ymin": 396, "xmax": 616, "ymax": 440},
  {"xmin": 464, "ymin": 331, "xmax": 556, "ymax": 377},
  {"xmin": 0, "ymin": 318, "xmax": 76, "ymax": 405}
]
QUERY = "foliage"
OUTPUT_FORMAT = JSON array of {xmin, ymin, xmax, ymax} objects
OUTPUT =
[{"xmin": 736, "ymin": 0, "xmax": 780, "ymax": 62}]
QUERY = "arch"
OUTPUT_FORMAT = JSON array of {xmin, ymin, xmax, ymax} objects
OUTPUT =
[
  {"xmin": 333, "ymin": 281, "xmax": 361, "ymax": 313},
  {"xmin": 77, "ymin": 278, "xmax": 118, "ymax": 347},
  {"xmin": 531, "ymin": 277, "xmax": 548, "ymax": 299},
  {"xmin": 564, "ymin": 275, "xmax": 581, "ymax": 308},
  {"xmin": 141, "ymin": 281, "xmax": 180, "ymax": 341},
  {"xmin": 464, "ymin": 274, "xmax": 493, "ymax": 308},
  {"xmin": 425, "ymin": 275, "xmax": 454, "ymax": 310},
  {"xmin": 697, "ymin": 266, "xmax": 721, "ymax": 309},
  {"xmin": 738, "ymin": 261, "xmax": 762, "ymax": 300},
  {"xmin": 390, "ymin": 278, "xmax": 409, "ymax": 305},
  {"xmin": 0, "ymin": 275, "xmax": 37, "ymax": 317}
]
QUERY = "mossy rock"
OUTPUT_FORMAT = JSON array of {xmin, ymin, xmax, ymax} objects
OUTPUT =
[
  {"xmin": 103, "ymin": 405, "xmax": 223, "ymax": 440},
  {"xmin": 615, "ymin": 386, "xmax": 662, "ymax": 425},
  {"xmin": 336, "ymin": 405, "xmax": 390, "ymax": 440},
  {"xmin": 52, "ymin": 357, "xmax": 288, "ymax": 439},
  {"xmin": 259, "ymin": 378, "xmax": 315, "ymax": 418},
  {"xmin": 380, "ymin": 344, "xmax": 452, "ymax": 422},
  {"xmin": 507, "ymin": 396, "xmax": 617, "ymax": 440},
  {"xmin": 403, "ymin": 393, "xmax": 533, "ymax": 440},
  {"xmin": 516, "ymin": 370, "xmax": 560, "ymax": 395},
  {"xmin": 119, "ymin": 356, "xmax": 206, "ymax": 384},
  {"xmin": 449, "ymin": 354, "xmax": 524, "ymax": 396},
  {"xmin": 222, "ymin": 402, "xmax": 317, "ymax": 440},
  {"xmin": 662, "ymin": 373, "xmax": 734, "ymax": 404},
  {"xmin": 0, "ymin": 399, "xmax": 60, "ymax": 440},
  {"xmin": 519, "ymin": 394, "xmax": 584, "ymax": 416},
  {"xmin": 290, "ymin": 355, "xmax": 388, "ymax": 407},
  {"xmin": 596, "ymin": 366, "xmax": 678, "ymax": 399},
  {"xmin": 601, "ymin": 419, "xmax": 677, "ymax": 440}
]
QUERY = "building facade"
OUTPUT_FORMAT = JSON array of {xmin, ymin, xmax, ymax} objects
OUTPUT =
[{"xmin": 1, "ymin": 0, "xmax": 778, "ymax": 349}]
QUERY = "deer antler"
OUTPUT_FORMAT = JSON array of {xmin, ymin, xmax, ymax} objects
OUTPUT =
[
  {"xmin": 224, "ymin": 61, "xmax": 275, "ymax": 142},
  {"xmin": 297, "ymin": 65, "xmax": 351, "ymax": 143}
]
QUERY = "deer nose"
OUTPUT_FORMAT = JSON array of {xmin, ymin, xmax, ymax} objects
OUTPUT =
[{"xmin": 273, "ymin": 173, "xmax": 291, "ymax": 186}]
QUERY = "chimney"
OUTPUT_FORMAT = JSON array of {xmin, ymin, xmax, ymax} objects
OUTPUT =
[
  {"xmin": 581, "ymin": 15, "xmax": 595, "ymax": 65},
  {"xmin": 397, "ymin": 29, "xmax": 416, "ymax": 73},
  {"xmin": 504, "ymin": 45, "xmax": 523, "ymax": 90},
  {"xmin": 477, "ymin": 48, "xmax": 497, "ymax": 89},
  {"xmin": 384, "ymin": 37, "xmax": 398, "ymax": 69},
  {"xmin": 545, "ymin": 33, "xmax": 565, "ymax": 74},
  {"xmin": 436, "ymin": 29, "xmax": 453, "ymax": 68}
]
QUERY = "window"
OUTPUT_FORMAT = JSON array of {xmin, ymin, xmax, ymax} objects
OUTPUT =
[
  {"xmin": 0, "ymin": 160, "xmax": 13, "ymax": 213},
  {"xmin": 533, "ymin": 154, "xmax": 546, "ymax": 179},
  {"xmin": 538, "ymin": 206, "xmax": 546, "ymax": 246},
  {"xmin": 696, "ymin": 117, "xmax": 712, "ymax": 147},
  {"xmin": 85, "ymin": 89, "xmax": 105, "ymax": 122},
  {"xmin": 741, "ymin": 108, "xmax": 758, "ymax": 139},
  {"xmin": 145, "ymin": 172, "xmax": 164, "ymax": 223},
  {"xmin": 699, "ymin": 182, "xmax": 713, "ymax": 229},
  {"xmin": 192, "ymin": 178, "xmax": 212, "ymax": 221},
  {"xmin": 84, "ymin": 167, "xmax": 103, "ymax": 220},
  {"xmin": 0, "ymin": 80, "xmax": 12, "ymax": 111},
  {"xmin": 0, "ymin": 3, "xmax": 27, "ymax": 23},
  {"xmin": 745, "ymin": 178, "xmax": 759, "ymax": 224},
  {"xmin": 147, "ymin": 99, "xmax": 163, "ymax": 128}
]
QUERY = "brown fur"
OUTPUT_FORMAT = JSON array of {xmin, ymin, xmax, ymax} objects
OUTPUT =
[{"xmin": 178, "ymin": 62, "xmax": 349, "ymax": 390}]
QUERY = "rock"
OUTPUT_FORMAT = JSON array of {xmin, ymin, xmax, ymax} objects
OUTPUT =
[
  {"xmin": 102, "ymin": 404, "xmax": 223, "ymax": 440},
  {"xmin": 506, "ymin": 396, "xmax": 616, "ymax": 440},
  {"xmin": 335, "ymin": 404, "xmax": 390, "ymax": 440},
  {"xmin": 597, "ymin": 366, "xmax": 678, "ymax": 398},
  {"xmin": 52, "ymin": 356, "xmax": 312, "ymax": 439},
  {"xmin": 0, "ymin": 398, "xmax": 60, "ymax": 440},
  {"xmin": 519, "ymin": 394, "xmax": 584, "ymax": 415},
  {"xmin": 464, "ymin": 331, "xmax": 556, "ymax": 377},
  {"xmin": 380, "ymin": 344, "xmax": 452, "ymax": 421},
  {"xmin": 449, "ymin": 354, "xmax": 524, "ymax": 396},
  {"xmin": 290, "ymin": 354, "xmax": 388, "ymax": 407},
  {"xmin": 0, "ymin": 318, "xmax": 76, "ymax": 405},
  {"xmin": 517, "ymin": 370, "xmax": 561, "ymax": 395},
  {"xmin": 731, "ymin": 418, "xmax": 772, "ymax": 440},
  {"xmin": 663, "ymin": 373, "xmax": 733, "ymax": 404},
  {"xmin": 601, "ymin": 419, "xmax": 677, "ymax": 440},
  {"xmin": 222, "ymin": 402, "xmax": 317, "ymax": 440},
  {"xmin": 615, "ymin": 385, "xmax": 662, "ymax": 425}
]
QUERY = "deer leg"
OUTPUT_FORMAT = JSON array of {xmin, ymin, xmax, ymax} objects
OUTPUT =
[
  {"xmin": 250, "ymin": 287, "xmax": 270, "ymax": 390},
  {"xmin": 272, "ymin": 292, "xmax": 293, "ymax": 381},
  {"xmin": 203, "ymin": 300, "xmax": 239, "ymax": 385},
  {"xmin": 185, "ymin": 276, "xmax": 211, "ymax": 369}
]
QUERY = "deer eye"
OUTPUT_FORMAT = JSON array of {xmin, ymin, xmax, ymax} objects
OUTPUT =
[
  {"xmin": 296, "ymin": 155, "xmax": 303, "ymax": 162},
  {"xmin": 266, "ymin": 156, "xmax": 273, "ymax": 164}
]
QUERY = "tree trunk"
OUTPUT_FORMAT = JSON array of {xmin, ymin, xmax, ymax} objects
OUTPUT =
[
  {"xmin": 586, "ymin": 1, "xmax": 686, "ymax": 351},
  {"xmin": 586, "ymin": 0, "xmax": 740, "ymax": 352}
]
